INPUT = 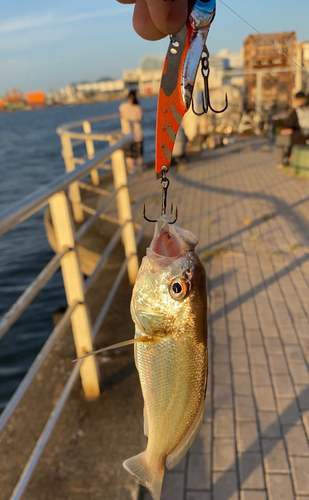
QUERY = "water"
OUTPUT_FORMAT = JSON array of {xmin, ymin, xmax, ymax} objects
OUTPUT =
[{"xmin": 0, "ymin": 97, "xmax": 157, "ymax": 412}]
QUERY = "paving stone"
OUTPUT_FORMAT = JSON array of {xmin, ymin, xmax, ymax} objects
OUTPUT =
[
  {"xmin": 231, "ymin": 353, "xmax": 250, "ymax": 373},
  {"xmin": 235, "ymin": 396, "xmax": 256, "ymax": 421},
  {"xmin": 236, "ymin": 421, "xmax": 260, "ymax": 452},
  {"xmin": 187, "ymin": 453, "xmax": 211, "ymax": 490},
  {"xmin": 266, "ymin": 473, "xmax": 295, "ymax": 500},
  {"xmin": 228, "ymin": 320, "xmax": 244, "ymax": 338},
  {"xmin": 246, "ymin": 328, "xmax": 263, "ymax": 346},
  {"xmin": 272, "ymin": 374, "xmax": 295, "ymax": 398},
  {"xmin": 213, "ymin": 328, "xmax": 229, "ymax": 345},
  {"xmin": 262, "ymin": 439, "xmax": 289, "ymax": 473},
  {"xmin": 238, "ymin": 452, "xmax": 265, "ymax": 489},
  {"xmin": 258, "ymin": 412, "xmax": 282, "ymax": 438},
  {"xmin": 186, "ymin": 492, "xmax": 211, "ymax": 500},
  {"xmin": 285, "ymin": 345, "xmax": 306, "ymax": 362},
  {"xmin": 214, "ymin": 409, "xmax": 234, "ymax": 437},
  {"xmin": 230, "ymin": 337, "xmax": 247, "ymax": 353},
  {"xmin": 214, "ymin": 363, "xmax": 232, "ymax": 385},
  {"xmin": 214, "ymin": 345, "xmax": 230, "ymax": 364},
  {"xmin": 233, "ymin": 373, "xmax": 252, "ymax": 396},
  {"xmin": 289, "ymin": 362, "xmax": 309, "ymax": 385},
  {"xmin": 302, "ymin": 410, "xmax": 309, "ymax": 439},
  {"xmin": 301, "ymin": 338, "xmax": 309, "ymax": 359},
  {"xmin": 248, "ymin": 346, "xmax": 268, "ymax": 365},
  {"xmin": 295, "ymin": 385, "xmax": 309, "ymax": 410},
  {"xmin": 254, "ymin": 386, "xmax": 276, "ymax": 411},
  {"xmin": 268, "ymin": 355, "xmax": 289, "ymax": 375},
  {"xmin": 277, "ymin": 397, "xmax": 301, "ymax": 425},
  {"xmin": 251, "ymin": 364, "xmax": 272, "ymax": 386},
  {"xmin": 213, "ymin": 471, "xmax": 238, "ymax": 500},
  {"xmin": 290, "ymin": 456, "xmax": 309, "ymax": 494},
  {"xmin": 213, "ymin": 438, "xmax": 236, "ymax": 471},
  {"xmin": 191, "ymin": 423, "xmax": 212, "ymax": 454},
  {"xmin": 283, "ymin": 424, "xmax": 309, "ymax": 456},
  {"xmin": 214, "ymin": 383, "xmax": 233, "ymax": 409},
  {"xmin": 241, "ymin": 491, "xmax": 267, "ymax": 500},
  {"xmin": 264, "ymin": 338, "xmax": 284, "ymax": 355},
  {"xmin": 204, "ymin": 395, "xmax": 212, "ymax": 422},
  {"xmin": 280, "ymin": 327, "xmax": 299, "ymax": 345},
  {"xmin": 161, "ymin": 472, "xmax": 185, "ymax": 500},
  {"xmin": 261, "ymin": 325, "xmax": 280, "ymax": 338}
]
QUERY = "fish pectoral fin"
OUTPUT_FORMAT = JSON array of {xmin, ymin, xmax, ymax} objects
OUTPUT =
[
  {"xmin": 73, "ymin": 336, "xmax": 152, "ymax": 362},
  {"xmin": 123, "ymin": 452, "xmax": 164, "ymax": 500},
  {"xmin": 166, "ymin": 395, "xmax": 205, "ymax": 471}
]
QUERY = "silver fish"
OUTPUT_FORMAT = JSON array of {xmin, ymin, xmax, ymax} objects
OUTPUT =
[{"xmin": 123, "ymin": 218, "xmax": 208, "ymax": 500}]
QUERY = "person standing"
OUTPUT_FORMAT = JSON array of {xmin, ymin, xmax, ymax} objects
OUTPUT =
[{"xmin": 119, "ymin": 90, "xmax": 143, "ymax": 173}]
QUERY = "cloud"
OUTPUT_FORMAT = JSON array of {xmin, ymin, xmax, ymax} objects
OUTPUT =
[{"xmin": 0, "ymin": 7, "xmax": 132, "ymax": 35}]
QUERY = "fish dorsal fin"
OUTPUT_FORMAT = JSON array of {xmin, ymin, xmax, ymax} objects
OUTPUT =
[{"xmin": 166, "ymin": 391, "xmax": 206, "ymax": 470}]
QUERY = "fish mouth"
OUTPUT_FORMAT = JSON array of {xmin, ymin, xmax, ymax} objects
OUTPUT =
[{"xmin": 150, "ymin": 222, "xmax": 198, "ymax": 259}]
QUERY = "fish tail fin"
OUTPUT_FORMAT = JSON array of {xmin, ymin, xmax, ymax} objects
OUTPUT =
[{"xmin": 123, "ymin": 452, "xmax": 164, "ymax": 500}]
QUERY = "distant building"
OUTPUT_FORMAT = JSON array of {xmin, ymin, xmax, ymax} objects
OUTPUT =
[
  {"xmin": 5, "ymin": 89, "xmax": 25, "ymax": 109},
  {"xmin": 301, "ymin": 41, "xmax": 309, "ymax": 93},
  {"xmin": 122, "ymin": 69, "xmax": 141, "ymax": 92},
  {"xmin": 75, "ymin": 79, "xmax": 125, "ymax": 98},
  {"xmin": 26, "ymin": 91, "xmax": 46, "ymax": 107},
  {"xmin": 218, "ymin": 49, "xmax": 243, "ymax": 69},
  {"xmin": 123, "ymin": 55, "xmax": 164, "ymax": 96},
  {"xmin": 243, "ymin": 32, "xmax": 296, "ymax": 110}
]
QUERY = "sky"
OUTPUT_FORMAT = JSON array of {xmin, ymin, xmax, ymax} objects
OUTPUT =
[{"xmin": 1, "ymin": 0, "xmax": 309, "ymax": 95}]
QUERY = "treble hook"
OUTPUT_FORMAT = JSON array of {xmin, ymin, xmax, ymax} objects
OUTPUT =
[
  {"xmin": 192, "ymin": 49, "xmax": 228, "ymax": 116},
  {"xmin": 143, "ymin": 167, "xmax": 178, "ymax": 224}
]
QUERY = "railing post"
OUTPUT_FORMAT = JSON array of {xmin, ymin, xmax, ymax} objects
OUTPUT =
[
  {"xmin": 60, "ymin": 133, "xmax": 84, "ymax": 223},
  {"xmin": 111, "ymin": 149, "xmax": 139, "ymax": 284},
  {"xmin": 83, "ymin": 121, "xmax": 100, "ymax": 186},
  {"xmin": 49, "ymin": 191, "xmax": 100, "ymax": 399}
]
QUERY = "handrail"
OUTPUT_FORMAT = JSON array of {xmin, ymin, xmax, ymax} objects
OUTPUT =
[
  {"xmin": 92, "ymin": 227, "xmax": 144, "ymax": 338},
  {"xmin": 0, "ymin": 250, "xmax": 67, "ymax": 340},
  {"xmin": 10, "ymin": 361, "xmax": 82, "ymax": 500},
  {"xmin": 0, "ymin": 134, "xmax": 133, "ymax": 237},
  {"xmin": 56, "ymin": 112, "xmax": 120, "ymax": 134},
  {"xmin": 0, "ymin": 302, "xmax": 77, "ymax": 434},
  {"xmin": 0, "ymin": 110, "xmax": 148, "ymax": 500}
]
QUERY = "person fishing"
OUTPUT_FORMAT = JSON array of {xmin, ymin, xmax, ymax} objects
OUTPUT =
[
  {"xmin": 119, "ymin": 90, "xmax": 144, "ymax": 173},
  {"xmin": 280, "ymin": 91, "xmax": 309, "ymax": 160}
]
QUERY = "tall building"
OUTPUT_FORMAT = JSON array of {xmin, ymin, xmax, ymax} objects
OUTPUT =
[{"xmin": 243, "ymin": 32, "xmax": 296, "ymax": 110}]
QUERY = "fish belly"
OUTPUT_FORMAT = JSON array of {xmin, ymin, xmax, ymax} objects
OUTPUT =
[{"xmin": 135, "ymin": 332, "xmax": 206, "ymax": 468}]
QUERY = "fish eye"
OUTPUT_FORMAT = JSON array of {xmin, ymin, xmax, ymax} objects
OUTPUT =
[{"xmin": 169, "ymin": 278, "xmax": 189, "ymax": 301}]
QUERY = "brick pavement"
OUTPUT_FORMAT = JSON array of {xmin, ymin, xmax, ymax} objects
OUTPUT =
[{"xmin": 139, "ymin": 139, "xmax": 309, "ymax": 500}]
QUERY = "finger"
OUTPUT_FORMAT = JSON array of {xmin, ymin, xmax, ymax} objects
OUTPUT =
[
  {"xmin": 146, "ymin": 0, "xmax": 188, "ymax": 36},
  {"xmin": 133, "ymin": 0, "xmax": 167, "ymax": 40}
]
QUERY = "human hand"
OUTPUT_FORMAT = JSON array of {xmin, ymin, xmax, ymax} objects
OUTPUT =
[
  {"xmin": 280, "ymin": 128, "xmax": 293, "ymax": 135},
  {"xmin": 117, "ymin": 0, "xmax": 188, "ymax": 40}
]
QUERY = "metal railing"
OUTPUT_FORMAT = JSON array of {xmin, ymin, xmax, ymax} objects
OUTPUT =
[{"xmin": 0, "ymin": 118, "xmax": 147, "ymax": 499}]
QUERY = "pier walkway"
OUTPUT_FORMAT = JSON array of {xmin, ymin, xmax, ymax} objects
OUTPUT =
[
  {"xmin": 137, "ymin": 138, "xmax": 309, "ymax": 499},
  {"xmin": 2, "ymin": 137, "xmax": 309, "ymax": 500}
]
